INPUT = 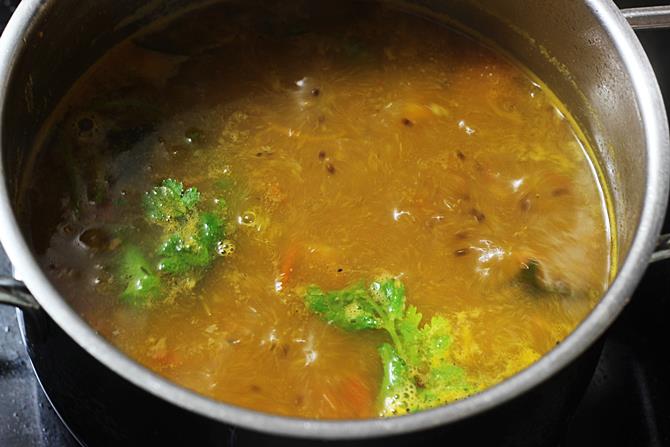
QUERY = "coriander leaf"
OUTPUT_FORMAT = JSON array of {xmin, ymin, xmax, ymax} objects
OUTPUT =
[
  {"xmin": 369, "ymin": 277, "xmax": 406, "ymax": 322},
  {"xmin": 378, "ymin": 343, "xmax": 415, "ymax": 416},
  {"xmin": 379, "ymin": 313, "xmax": 473, "ymax": 416},
  {"xmin": 181, "ymin": 186, "xmax": 201, "ymax": 210},
  {"xmin": 394, "ymin": 305, "xmax": 423, "ymax": 363},
  {"xmin": 303, "ymin": 276, "xmax": 475, "ymax": 416},
  {"xmin": 156, "ymin": 211, "xmax": 225, "ymax": 274},
  {"xmin": 145, "ymin": 179, "xmax": 226, "ymax": 274},
  {"xmin": 119, "ymin": 246, "xmax": 161, "ymax": 305},
  {"xmin": 197, "ymin": 212, "xmax": 225, "ymax": 248},
  {"xmin": 116, "ymin": 178, "xmax": 231, "ymax": 307},
  {"xmin": 304, "ymin": 277, "xmax": 405, "ymax": 332},
  {"xmin": 156, "ymin": 234, "xmax": 209, "ymax": 273},
  {"xmin": 143, "ymin": 178, "xmax": 200, "ymax": 222},
  {"xmin": 305, "ymin": 282, "xmax": 382, "ymax": 331},
  {"xmin": 421, "ymin": 362, "xmax": 471, "ymax": 407}
]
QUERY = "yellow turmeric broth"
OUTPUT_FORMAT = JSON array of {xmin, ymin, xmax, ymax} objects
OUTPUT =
[{"xmin": 28, "ymin": 1, "xmax": 611, "ymax": 419}]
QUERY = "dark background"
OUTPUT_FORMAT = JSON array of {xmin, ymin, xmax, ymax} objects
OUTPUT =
[{"xmin": 0, "ymin": 0, "xmax": 669, "ymax": 446}]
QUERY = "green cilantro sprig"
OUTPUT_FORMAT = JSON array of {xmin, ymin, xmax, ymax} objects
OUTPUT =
[
  {"xmin": 118, "ymin": 179, "xmax": 229, "ymax": 306},
  {"xmin": 305, "ymin": 277, "xmax": 475, "ymax": 416}
]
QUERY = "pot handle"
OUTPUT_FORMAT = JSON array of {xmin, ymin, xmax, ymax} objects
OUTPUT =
[
  {"xmin": 621, "ymin": 6, "xmax": 670, "ymax": 263},
  {"xmin": 0, "ymin": 276, "xmax": 40, "ymax": 311},
  {"xmin": 622, "ymin": 6, "xmax": 670, "ymax": 29},
  {"xmin": 652, "ymin": 234, "xmax": 670, "ymax": 263}
]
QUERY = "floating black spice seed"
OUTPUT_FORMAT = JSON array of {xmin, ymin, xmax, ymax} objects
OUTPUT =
[
  {"xmin": 311, "ymin": 88, "xmax": 320, "ymax": 97},
  {"xmin": 454, "ymin": 248, "xmax": 469, "ymax": 257},
  {"xmin": 337, "ymin": 268, "xmax": 343, "ymax": 273},
  {"xmin": 318, "ymin": 150, "xmax": 327, "ymax": 160},
  {"xmin": 325, "ymin": 161, "xmax": 336, "ymax": 174},
  {"xmin": 255, "ymin": 146, "xmax": 273, "ymax": 158},
  {"xmin": 470, "ymin": 208, "xmax": 486, "ymax": 223},
  {"xmin": 401, "ymin": 117, "xmax": 414, "ymax": 127},
  {"xmin": 456, "ymin": 150, "xmax": 466, "ymax": 160},
  {"xmin": 552, "ymin": 187, "xmax": 570, "ymax": 197}
]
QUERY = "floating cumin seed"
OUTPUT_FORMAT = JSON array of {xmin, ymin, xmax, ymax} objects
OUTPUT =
[
  {"xmin": 470, "ymin": 208, "xmax": 486, "ymax": 223},
  {"xmin": 311, "ymin": 87, "xmax": 320, "ymax": 97},
  {"xmin": 401, "ymin": 117, "xmax": 414, "ymax": 127},
  {"xmin": 519, "ymin": 195, "xmax": 531, "ymax": 212},
  {"xmin": 454, "ymin": 248, "xmax": 469, "ymax": 257},
  {"xmin": 318, "ymin": 150, "xmax": 326, "ymax": 160},
  {"xmin": 256, "ymin": 145, "xmax": 272, "ymax": 157},
  {"xmin": 325, "ymin": 161, "xmax": 336, "ymax": 174},
  {"xmin": 456, "ymin": 150, "xmax": 466, "ymax": 160}
]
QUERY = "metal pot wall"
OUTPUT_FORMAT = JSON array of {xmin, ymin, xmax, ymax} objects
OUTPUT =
[{"xmin": 0, "ymin": 1, "xmax": 669, "ymax": 445}]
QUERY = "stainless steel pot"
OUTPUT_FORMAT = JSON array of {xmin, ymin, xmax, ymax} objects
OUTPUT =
[{"xmin": 0, "ymin": 0, "xmax": 669, "ymax": 444}]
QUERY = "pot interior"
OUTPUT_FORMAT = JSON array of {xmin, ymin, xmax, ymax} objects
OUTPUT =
[
  {"xmin": 0, "ymin": 0, "xmax": 663, "ymax": 434},
  {"xmin": 3, "ymin": 0, "xmax": 649, "ymax": 276}
]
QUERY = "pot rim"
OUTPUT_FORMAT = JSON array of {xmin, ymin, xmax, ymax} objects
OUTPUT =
[{"xmin": 0, "ymin": 0, "xmax": 668, "ymax": 440}]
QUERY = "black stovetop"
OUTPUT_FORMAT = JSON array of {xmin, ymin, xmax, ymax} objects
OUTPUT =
[{"xmin": 1, "ymin": 1, "xmax": 669, "ymax": 446}]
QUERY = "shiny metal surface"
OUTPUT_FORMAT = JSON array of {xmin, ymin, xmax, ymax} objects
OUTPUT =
[
  {"xmin": 0, "ymin": 0, "xmax": 668, "ymax": 440},
  {"xmin": 0, "ymin": 277, "xmax": 38, "ymax": 311},
  {"xmin": 622, "ymin": 5, "xmax": 670, "ymax": 29},
  {"xmin": 651, "ymin": 233, "xmax": 670, "ymax": 262}
]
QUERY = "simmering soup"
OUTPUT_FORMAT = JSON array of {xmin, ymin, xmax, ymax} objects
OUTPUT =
[{"xmin": 23, "ymin": 1, "xmax": 612, "ymax": 419}]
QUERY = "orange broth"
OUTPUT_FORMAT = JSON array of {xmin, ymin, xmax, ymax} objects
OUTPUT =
[{"xmin": 25, "ymin": 1, "xmax": 612, "ymax": 419}]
